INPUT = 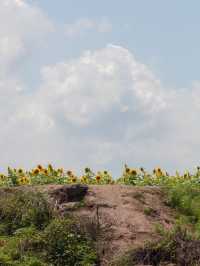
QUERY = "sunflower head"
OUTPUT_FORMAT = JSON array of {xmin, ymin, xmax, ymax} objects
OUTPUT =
[
  {"xmin": 81, "ymin": 176, "xmax": 87, "ymax": 182},
  {"xmin": 71, "ymin": 177, "xmax": 77, "ymax": 183},
  {"xmin": 104, "ymin": 170, "xmax": 108, "ymax": 175},
  {"xmin": 95, "ymin": 175, "xmax": 101, "ymax": 182},
  {"xmin": 67, "ymin": 170, "xmax": 73, "ymax": 176},
  {"xmin": 18, "ymin": 168, "xmax": 23, "ymax": 174},
  {"xmin": 43, "ymin": 169, "xmax": 48, "ymax": 175},
  {"xmin": 37, "ymin": 165, "xmax": 43, "ymax": 170},
  {"xmin": 33, "ymin": 169, "xmax": 39, "ymax": 175},
  {"xmin": 0, "ymin": 174, "xmax": 5, "ymax": 180},
  {"xmin": 131, "ymin": 169, "xmax": 137, "ymax": 176}
]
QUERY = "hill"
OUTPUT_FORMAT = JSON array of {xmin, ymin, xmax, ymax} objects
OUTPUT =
[{"xmin": 0, "ymin": 184, "xmax": 200, "ymax": 265}]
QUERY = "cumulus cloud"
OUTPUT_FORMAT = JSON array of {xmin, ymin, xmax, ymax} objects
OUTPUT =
[
  {"xmin": 65, "ymin": 18, "xmax": 112, "ymax": 38},
  {"xmin": 9, "ymin": 44, "xmax": 199, "ymax": 174},
  {"xmin": 0, "ymin": 1, "xmax": 200, "ymax": 174},
  {"xmin": 36, "ymin": 44, "xmax": 166, "ymax": 127}
]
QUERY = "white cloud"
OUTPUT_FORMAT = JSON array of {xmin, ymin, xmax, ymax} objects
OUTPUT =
[
  {"xmin": 0, "ymin": 0, "xmax": 53, "ymax": 74},
  {"xmin": 0, "ymin": 0, "xmax": 200, "ymax": 178},
  {"xmin": 10, "ymin": 44, "xmax": 199, "ymax": 175},
  {"xmin": 65, "ymin": 18, "xmax": 112, "ymax": 38},
  {"xmin": 37, "ymin": 44, "xmax": 166, "ymax": 127}
]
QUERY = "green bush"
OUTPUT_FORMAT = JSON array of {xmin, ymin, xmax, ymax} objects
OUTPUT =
[
  {"xmin": 0, "ymin": 189, "xmax": 53, "ymax": 235},
  {"xmin": 0, "ymin": 189, "xmax": 98, "ymax": 266},
  {"xmin": 166, "ymin": 183, "xmax": 200, "ymax": 226},
  {"xmin": 42, "ymin": 218, "xmax": 97, "ymax": 266}
]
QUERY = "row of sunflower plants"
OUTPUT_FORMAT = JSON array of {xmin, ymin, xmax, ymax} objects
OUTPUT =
[{"xmin": 0, "ymin": 164, "xmax": 200, "ymax": 187}]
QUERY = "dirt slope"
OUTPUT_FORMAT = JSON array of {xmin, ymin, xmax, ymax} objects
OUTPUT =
[{"xmin": 47, "ymin": 185, "xmax": 175, "ymax": 265}]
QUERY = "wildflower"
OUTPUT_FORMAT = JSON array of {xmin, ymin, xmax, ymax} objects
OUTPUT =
[
  {"xmin": 131, "ymin": 169, "xmax": 137, "ymax": 175},
  {"xmin": 37, "ymin": 165, "xmax": 43, "ymax": 171},
  {"xmin": 104, "ymin": 170, "xmax": 108, "ymax": 175},
  {"xmin": 43, "ymin": 169, "xmax": 48, "ymax": 175},
  {"xmin": 33, "ymin": 169, "xmax": 39, "ymax": 175},
  {"xmin": 153, "ymin": 169, "xmax": 156, "ymax": 174},
  {"xmin": 157, "ymin": 168, "xmax": 161, "ymax": 173},
  {"xmin": 18, "ymin": 168, "xmax": 23, "ymax": 174},
  {"xmin": 96, "ymin": 175, "xmax": 101, "ymax": 182},
  {"xmin": 67, "ymin": 170, "xmax": 73, "ymax": 176},
  {"xmin": 140, "ymin": 167, "xmax": 145, "ymax": 172},
  {"xmin": 18, "ymin": 176, "xmax": 30, "ymax": 185},
  {"xmin": 0, "ymin": 174, "xmax": 5, "ymax": 180},
  {"xmin": 81, "ymin": 176, "xmax": 87, "ymax": 182},
  {"xmin": 71, "ymin": 176, "xmax": 77, "ymax": 183}
]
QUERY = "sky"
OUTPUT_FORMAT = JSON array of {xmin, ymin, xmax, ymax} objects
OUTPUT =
[{"xmin": 1, "ymin": 0, "xmax": 200, "ymax": 176}]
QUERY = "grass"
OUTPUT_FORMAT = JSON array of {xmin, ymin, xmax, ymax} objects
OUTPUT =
[
  {"xmin": 113, "ymin": 225, "xmax": 200, "ymax": 266},
  {"xmin": 0, "ymin": 189, "xmax": 98, "ymax": 266},
  {"xmin": 1, "ymin": 164, "xmax": 200, "ymax": 264}
]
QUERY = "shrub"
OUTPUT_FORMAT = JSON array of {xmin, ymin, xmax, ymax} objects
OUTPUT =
[
  {"xmin": 42, "ymin": 218, "xmax": 97, "ymax": 266},
  {"xmin": 0, "ymin": 189, "xmax": 53, "ymax": 235},
  {"xmin": 166, "ymin": 183, "xmax": 200, "ymax": 226},
  {"xmin": 113, "ymin": 226, "xmax": 200, "ymax": 266}
]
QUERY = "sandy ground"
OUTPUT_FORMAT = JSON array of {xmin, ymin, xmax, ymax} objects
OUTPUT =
[{"xmin": 48, "ymin": 185, "xmax": 175, "ymax": 265}]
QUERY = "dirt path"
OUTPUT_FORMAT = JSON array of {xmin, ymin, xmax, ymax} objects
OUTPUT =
[{"xmin": 73, "ymin": 185, "xmax": 175, "ymax": 265}]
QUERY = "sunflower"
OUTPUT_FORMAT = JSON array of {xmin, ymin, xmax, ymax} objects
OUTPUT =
[
  {"xmin": 81, "ymin": 176, "xmax": 87, "ymax": 182},
  {"xmin": 0, "ymin": 174, "xmax": 5, "ymax": 180},
  {"xmin": 33, "ymin": 169, "xmax": 39, "ymax": 175},
  {"xmin": 18, "ymin": 176, "xmax": 30, "ymax": 185},
  {"xmin": 67, "ymin": 170, "xmax": 73, "ymax": 176},
  {"xmin": 104, "ymin": 170, "xmax": 108, "ymax": 175},
  {"xmin": 95, "ymin": 175, "xmax": 101, "ymax": 182},
  {"xmin": 43, "ymin": 169, "xmax": 48, "ymax": 175},
  {"xmin": 37, "ymin": 165, "xmax": 43, "ymax": 171},
  {"xmin": 18, "ymin": 168, "xmax": 23, "ymax": 174},
  {"xmin": 131, "ymin": 169, "xmax": 137, "ymax": 175},
  {"xmin": 71, "ymin": 176, "xmax": 77, "ymax": 183}
]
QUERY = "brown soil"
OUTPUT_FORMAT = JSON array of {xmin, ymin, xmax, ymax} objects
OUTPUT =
[{"xmin": 46, "ymin": 185, "xmax": 176, "ymax": 265}]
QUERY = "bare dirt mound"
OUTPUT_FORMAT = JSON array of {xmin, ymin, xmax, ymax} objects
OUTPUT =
[{"xmin": 47, "ymin": 185, "xmax": 175, "ymax": 265}]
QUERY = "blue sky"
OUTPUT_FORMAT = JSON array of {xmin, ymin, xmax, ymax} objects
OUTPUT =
[
  {"xmin": 34, "ymin": 0, "xmax": 200, "ymax": 87},
  {"xmin": 0, "ymin": 0, "xmax": 200, "ymax": 176}
]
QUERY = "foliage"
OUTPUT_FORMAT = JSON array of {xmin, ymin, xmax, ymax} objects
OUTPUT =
[
  {"xmin": 0, "ymin": 190, "xmax": 98, "ymax": 266},
  {"xmin": 1, "ymin": 164, "xmax": 200, "ymax": 187},
  {"xmin": 43, "ymin": 219, "xmax": 97, "ymax": 266},
  {"xmin": 0, "ymin": 189, "xmax": 52, "ymax": 235},
  {"xmin": 113, "ymin": 225, "xmax": 200, "ymax": 266}
]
